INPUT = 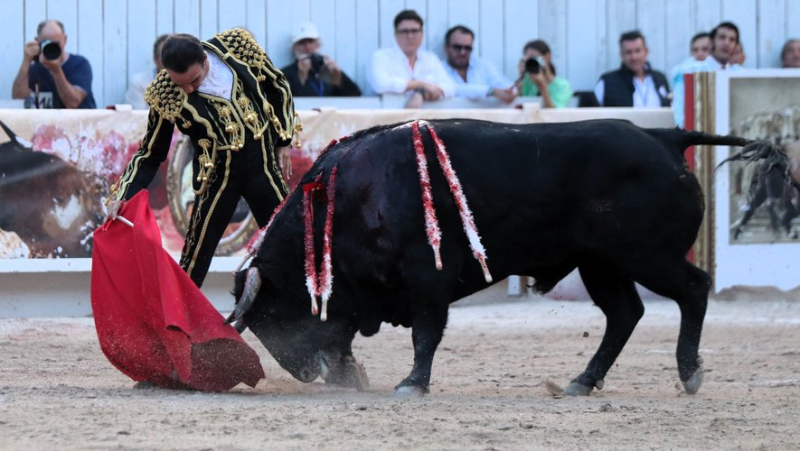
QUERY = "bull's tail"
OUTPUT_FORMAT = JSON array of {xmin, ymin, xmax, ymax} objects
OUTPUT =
[
  {"xmin": 645, "ymin": 127, "xmax": 750, "ymax": 154},
  {"xmin": 715, "ymin": 140, "xmax": 788, "ymax": 172}
]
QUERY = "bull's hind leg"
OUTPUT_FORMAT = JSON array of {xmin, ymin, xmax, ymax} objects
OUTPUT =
[
  {"xmin": 565, "ymin": 262, "xmax": 644, "ymax": 396},
  {"xmin": 634, "ymin": 259, "xmax": 710, "ymax": 394},
  {"xmin": 393, "ymin": 299, "xmax": 449, "ymax": 398}
]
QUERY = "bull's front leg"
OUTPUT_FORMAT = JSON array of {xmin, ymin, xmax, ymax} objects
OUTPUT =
[{"xmin": 394, "ymin": 303, "xmax": 449, "ymax": 398}]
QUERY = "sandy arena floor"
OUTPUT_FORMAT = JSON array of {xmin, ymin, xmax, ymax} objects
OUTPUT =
[{"xmin": 1, "ymin": 286, "xmax": 799, "ymax": 450}]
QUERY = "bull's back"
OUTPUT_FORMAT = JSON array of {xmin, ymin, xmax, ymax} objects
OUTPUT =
[{"xmin": 307, "ymin": 119, "xmax": 703, "ymax": 296}]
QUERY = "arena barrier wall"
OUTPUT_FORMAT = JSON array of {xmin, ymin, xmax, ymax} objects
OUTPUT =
[{"xmin": 1, "ymin": 106, "xmax": 680, "ymax": 316}]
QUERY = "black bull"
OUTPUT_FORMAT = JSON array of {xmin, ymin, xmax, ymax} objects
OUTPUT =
[
  {"xmin": 232, "ymin": 118, "xmax": 752, "ymax": 397},
  {"xmin": 0, "ymin": 120, "xmax": 104, "ymax": 257}
]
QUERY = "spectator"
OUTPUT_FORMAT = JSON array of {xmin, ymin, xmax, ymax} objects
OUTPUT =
[
  {"xmin": 781, "ymin": 39, "xmax": 800, "ymax": 68},
  {"xmin": 515, "ymin": 40, "xmax": 573, "ymax": 108},
  {"xmin": 690, "ymin": 32, "xmax": 712, "ymax": 61},
  {"xmin": 672, "ymin": 22, "xmax": 742, "ymax": 126},
  {"xmin": 125, "ymin": 34, "xmax": 171, "ymax": 110},
  {"xmin": 594, "ymin": 30, "xmax": 670, "ymax": 108},
  {"xmin": 280, "ymin": 21, "xmax": 361, "ymax": 97},
  {"xmin": 367, "ymin": 9, "xmax": 455, "ymax": 108},
  {"xmin": 670, "ymin": 32, "xmax": 711, "ymax": 85},
  {"xmin": 442, "ymin": 25, "xmax": 516, "ymax": 104},
  {"xmin": 12, "ymin": 19, "xmax": 96, "ymax": 109}
]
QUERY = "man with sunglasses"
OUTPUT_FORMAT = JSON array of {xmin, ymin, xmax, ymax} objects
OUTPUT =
[
  {"xmin": 443, "ymin": 25, "xmax": 516, "ymax": 104},
  {"xmin": 368, "ymin": 9, "xmax": 454, "ymax": 108}
]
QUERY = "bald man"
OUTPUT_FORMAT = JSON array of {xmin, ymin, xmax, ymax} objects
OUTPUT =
[{"xmin": 12, "ymin": 19, "xmax": 96, "ymax": 109}]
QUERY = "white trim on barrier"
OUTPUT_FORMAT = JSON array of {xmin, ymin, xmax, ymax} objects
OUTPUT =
[{"xmin": 0, "ymin": 256, "xmax": 246, "ymax": 274}]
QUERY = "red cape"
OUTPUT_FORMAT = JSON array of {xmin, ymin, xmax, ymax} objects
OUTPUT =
[{"xmin": 91, "ymin": 191, "xmax": 265, "ymax": 391}]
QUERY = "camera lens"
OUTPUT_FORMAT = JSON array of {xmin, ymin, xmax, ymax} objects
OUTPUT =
[
  {"xmin": 40, "ymin": 40, "xmax": 62, "ymax": 60},
  {"xmin": 524, "ymin": 57, "xmax": 540, "ymax": 74},
  {"xmin": 309, "ymin": 54, "xmax": 325, "ymax": 73}
]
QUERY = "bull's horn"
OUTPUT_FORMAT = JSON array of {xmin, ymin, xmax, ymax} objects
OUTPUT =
[{"xmin": 224, "ymin": 267, "xmax": 262, "ymax": 326}]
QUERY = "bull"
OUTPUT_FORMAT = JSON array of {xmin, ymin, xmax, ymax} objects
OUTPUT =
[
  {"xmin": 229, "ymin": 118, "xmax": 754, "ymax": 398},
  {"xmin": 0, "ymin": 120, "xmax": 104, "ymax": 257}
]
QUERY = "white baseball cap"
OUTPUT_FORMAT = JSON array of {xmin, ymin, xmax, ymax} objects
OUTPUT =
[{"xmin": 292, "ymin": 22, "xmax": 320, "ymax": 44}]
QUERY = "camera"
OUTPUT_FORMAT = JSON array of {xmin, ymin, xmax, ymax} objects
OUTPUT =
[
  {"xmin": 39, "ymin": 40, "xmax": 62, "ymax": 60},
  {"xmin": 524, "ymin": 56, "xmax": 545, "ymax": 74},
  {"xmin": 308, "ymin": 53, "xmax": 325, "ymax": 73}
]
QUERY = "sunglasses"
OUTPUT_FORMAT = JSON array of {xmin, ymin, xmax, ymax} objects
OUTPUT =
[
  {"xmin": 396, "ymin": 28, "xmax": 422, "ymax": 36},
  {"xmin": 450, "ymin": 44, "xmax": 473, "ymax": 53}
]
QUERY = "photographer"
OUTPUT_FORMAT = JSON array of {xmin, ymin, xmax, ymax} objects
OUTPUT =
[
  {"xmin": 12, "ymin": 20, "xmax": 96, "ymax": 109},
  {"xmin": 280, "ymin": 22, "xmax": 361, "ymax": 97},
  {"xmin": 515, "ymin": 40, "xmax": 573, "ymax": 109}
]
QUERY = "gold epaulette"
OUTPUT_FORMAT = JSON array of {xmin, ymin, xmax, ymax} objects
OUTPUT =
[
  {"xmin": 215, "ymin": 28, "xmax": 270, "ymax": 81},
  {"xmin": 144, "ymin": 70, "xmax": 186, "ymax": 121}
]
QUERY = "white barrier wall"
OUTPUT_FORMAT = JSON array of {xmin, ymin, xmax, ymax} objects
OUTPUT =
[
  {"xmin": 1, "ymin": 0, "xmax": 798, "ymax": 107},
  {"xmin": 0, "ymin": 106, "xmax": 676, "ymax": 317}
]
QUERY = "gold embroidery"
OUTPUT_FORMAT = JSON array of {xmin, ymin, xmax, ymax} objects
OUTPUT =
[
  {"xmin": 194, "ymin": 139, "xmax": 216, "ymax": 195},
  {"xmin": 213, "ymin": 28, "xmax": 294, "ymax": 143},
  {"xmin": 144, "ymin": 71, "xmax": 186, "ymax": 121},
  {"xmin": 293, "ymin": 112, "xmax": 303, "ymax": 149}
]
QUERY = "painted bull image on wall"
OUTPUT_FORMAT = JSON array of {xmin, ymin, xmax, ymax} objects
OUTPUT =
[
  {"xmin": 730, "ymin": 108, "xmax": 800, "ymax": 240},
  {"xmin": 0, "ymin": 120, "xmax": 104, "ymax": 257},
  {"xmin": 228, "ymin": 118, "xmax": 755, "ymax": 398}
]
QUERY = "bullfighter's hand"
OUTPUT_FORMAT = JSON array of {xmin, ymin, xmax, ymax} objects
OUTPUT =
[
  {"xmin": 105, "ymin": 199, "xmax": 122, "ymax": 223},
  {"xmin": 278, "ymin": 146, "xmax": 292, "ymax": 182}
]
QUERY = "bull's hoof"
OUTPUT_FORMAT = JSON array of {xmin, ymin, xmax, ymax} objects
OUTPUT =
[
  {"xmin": 563, "ymin": 382, "xmax": 594, "ymax": 396},
  {"xmin": 393, "ymin": 386, "xmax": 427, "ymax": 398},
  {"xmin": 682, "ymin": 367, "xmax": 704, "ymax": 394}
]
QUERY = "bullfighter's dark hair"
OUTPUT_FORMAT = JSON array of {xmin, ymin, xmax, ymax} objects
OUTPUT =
[
  {"xmin": 619, "ymin": 30, "xmax": 646, "ymax": 47},
  {"xmin": 691, "ymin": 32, "xmax": 710, "ymax": 45},
  {"xmin": 445, "ymin": 25, "xmax": 474, "ymax": 45},
  {"xmin": 153, "ymin": 34, "xmax": 171, "ymax": 61},
  {"xmin": 522, "ymin": 39, "xmax": 557, "ymax": 76},
  {"xmin": 781, "ymin": 39, "xmax": 799, "ymax": 64},
  {"xmin": 161, "ymin": 34, "xmax": 206, "ymax": 73},
  {"xmin": 710, "ymin": 21, "xmax": 739, "ymax": 43},
  {"xmin": 37, "ymin": 19, "xmax": 65, "ymax": 35},
  {"xmin": 394, "ymin": 9, "xmax": 424, "ymax": 29}
]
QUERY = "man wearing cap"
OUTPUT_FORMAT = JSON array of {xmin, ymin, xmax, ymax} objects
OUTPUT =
[{"xmin": 280, "ymin": 22, "xmax": 361, "ymax": 97}]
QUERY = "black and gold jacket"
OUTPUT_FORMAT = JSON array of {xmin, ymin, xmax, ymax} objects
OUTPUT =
[{"xmin": 112, "ymin": 28, "xmax": 295, "ymax": 201}]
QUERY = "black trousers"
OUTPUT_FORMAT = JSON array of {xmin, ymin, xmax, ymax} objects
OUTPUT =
[{"xmin": 179, "ymin": 139, "xmax": 287, "ymax": 287}]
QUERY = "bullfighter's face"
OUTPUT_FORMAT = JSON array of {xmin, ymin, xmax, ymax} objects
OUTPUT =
[{"xmin": 168, "ymin": 57, "xmax": 209, "ymax": 94}]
